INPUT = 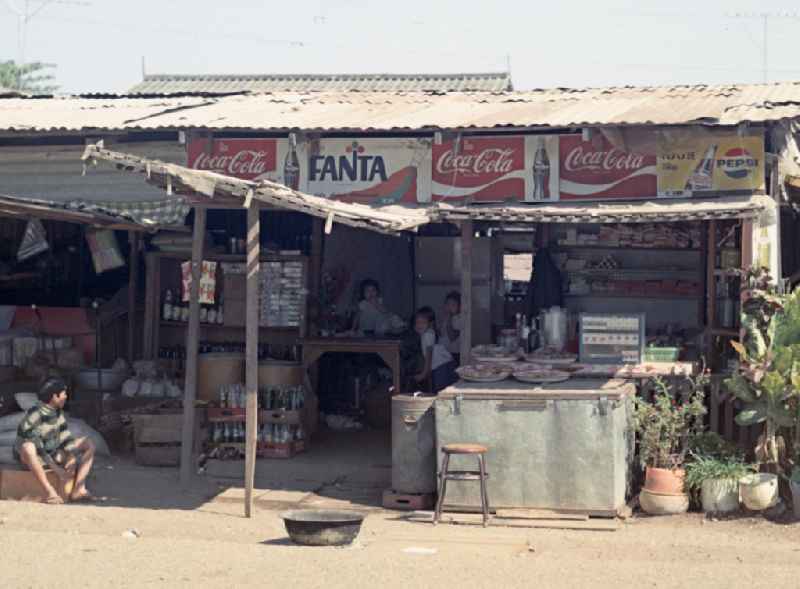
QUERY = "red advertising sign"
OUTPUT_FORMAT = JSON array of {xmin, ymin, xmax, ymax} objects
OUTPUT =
[
  {"xmin": 559, "ymin": 134, "xmax": 657, "ymax": 200},
  {"xmin": 187, "ymin": 138, "xmax": 277, "ymax": 181},
  {"xmin": 432, "ymin": 136, "xmax": 525, "ymax": 202}
]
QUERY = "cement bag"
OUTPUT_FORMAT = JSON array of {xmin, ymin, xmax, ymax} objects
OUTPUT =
[
  {"xmin": 0, "ymin": 445, "xmax": 14, "ymax": 464},
  {"xmin": 67, "ymin": 418, "xmax": 110, "ymax": 457},
  {"xmin": 0, "ymin": 412, "xmax": 23, "ymax": 433},
  {"xmin": 0, "ymin": 413, "xmax": 109, "ymax": 456}
]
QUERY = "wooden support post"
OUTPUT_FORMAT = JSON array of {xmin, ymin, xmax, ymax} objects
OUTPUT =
[
  {"xmin": 179, "ymin": 207, "xmax": 206, "ymax": 487},
  {"xmin": 460, "ymin": 221, "xmax": 474, "ymax": 364},
  {"xmin": 705, "ymin": 221, "xmax": 717, "ymax": 365},
  {"xmin": 142, "ymin": 253, "xmax": 157, "ymax": 360},
  {"xmin": 244, "ymin": 203, "xmax": 260, "ymax": 518},
  {"xmin": 741, "ymin": 220, "xmax": 754, "ymax": 271},
  {"xmin": 127, "ymin": 231, "xmax": 139, "ymax": 363},
  {"xmin": 308, "ymin": 217, "xmax": 324, "ymax": 337}
]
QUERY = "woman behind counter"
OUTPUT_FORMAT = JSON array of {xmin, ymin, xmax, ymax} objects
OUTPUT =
[{"xmin": 351, "ymin": 278, "xmax": 391, "ymax": 336}]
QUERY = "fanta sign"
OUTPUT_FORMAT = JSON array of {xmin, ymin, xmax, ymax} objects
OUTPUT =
[{"xmin": 309, "ymin": 141, "xmax": 388, "ymax": 183}]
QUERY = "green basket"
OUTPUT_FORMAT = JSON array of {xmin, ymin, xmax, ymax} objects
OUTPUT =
[{"xmin": 644, "ymin": 346, "xmax": 680, "ymax": 362}]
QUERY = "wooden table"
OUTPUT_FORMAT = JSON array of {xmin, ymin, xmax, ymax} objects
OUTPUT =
[{"xmin": 301, "ymin": 337, "xmax": 403, "ymax": 395}]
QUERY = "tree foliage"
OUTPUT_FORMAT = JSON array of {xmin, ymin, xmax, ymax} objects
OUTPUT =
[{"xmin": 0, "ymin": 60, "xmax": 58, "ymax": 93}]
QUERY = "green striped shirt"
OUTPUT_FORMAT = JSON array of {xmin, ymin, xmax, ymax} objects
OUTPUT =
[{"xmin": 15, "ymin": 402, "xmax": 77, "ymax": 461}]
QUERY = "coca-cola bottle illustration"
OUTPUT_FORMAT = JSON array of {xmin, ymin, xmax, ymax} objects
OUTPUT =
[
  {"xmin": 685, "ymin": 144, "xmax": 717, "ymax": 192},
  {"xmin": 532, "ymin": 139, "xmax": 551, "ymax": 201},
  {"xmin": 283, "ymin": 135, "xmax": 300, "ymax": 190}
]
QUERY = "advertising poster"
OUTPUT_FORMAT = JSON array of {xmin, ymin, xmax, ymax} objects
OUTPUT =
[
  {"xmin": 303, "ymin": 138, "xmax": 431, "ymax": 204},
  {"xmin": 558, "ymin": 133, "xmax": 657, "ymax": 200},
  {"xmin": 657, "ymin": 130, "xmax": 765, "ymax": 197},
  {"xmin": 432, "ymin": 136, "xmax": 526, "ymax": 202},
  {"xmin": 187, "ymin": 138, "xmax": 277, "ymax": 181},
  {"xmin": 523, "ymin": 136, "xmax": 560, "ymax": 202}
]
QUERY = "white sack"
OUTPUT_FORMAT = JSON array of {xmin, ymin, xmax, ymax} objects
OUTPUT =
[{"xmin": 0, "ymin": 412, "xmax": 109, "ymax": 456}]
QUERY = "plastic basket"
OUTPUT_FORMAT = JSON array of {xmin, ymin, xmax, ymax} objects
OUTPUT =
[{"xmin": 644, "ymin": 347, "xmax": 680, "ymax": 362}]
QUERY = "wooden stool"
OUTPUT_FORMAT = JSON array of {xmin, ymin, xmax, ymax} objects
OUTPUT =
[{"xmin": 433, "ymin": 443, "xmax": 490, "ymax": 527}]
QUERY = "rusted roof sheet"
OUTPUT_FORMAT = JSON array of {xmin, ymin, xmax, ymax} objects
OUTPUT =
[
  {"xmin": 6, "ymin": 82, "xmax": 800, "ymax": 134},
  {"xmin": 438, "ymin": 194, "xmax": 773, "ymax": 224},
  {"xmin": 129, "ymin": 72, "xmax": 513, "ymax": 94}
]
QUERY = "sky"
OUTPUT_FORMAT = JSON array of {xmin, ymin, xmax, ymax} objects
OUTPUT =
[{"xmin": 3, "ymin": 0, "xmax": 800, "ymax": 93}]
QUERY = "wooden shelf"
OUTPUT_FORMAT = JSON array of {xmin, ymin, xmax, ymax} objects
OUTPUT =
[
  {"xmin": 553, "ymin": 245, "xmax": 700, "ymax": 253},
  {"xmin": 149, "ymin": 251, "xmax": 307, "ymax": 262},
  {"xmin": 160, "ymin": 321, "xmax": 298, "ymax": 332},
  {"xmin": 708, "ymin": 327, "xmax": 739, "ymax": 337},
  {"xmin": 564, "ymin": 293, "xmax": 700, "ymax": 300}
]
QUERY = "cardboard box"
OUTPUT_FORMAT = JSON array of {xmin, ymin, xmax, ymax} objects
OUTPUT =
[{"xmin": 0, "ymin": 465, "xmax": 71, "ymax": 501}]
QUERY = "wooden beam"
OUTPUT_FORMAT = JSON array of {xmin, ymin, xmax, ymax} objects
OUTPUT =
[
  {"xmin": 460, "ymin": 220, "xmax": 474, "ymax": 364},
  {"xmin": 179, "ymin": 207, "xmax": 206, "ymax": 487},
  {"xmin": 244, "ymin": 203, "xmax": 261, "ymax": 518},
  {"xmin": 127, "ymin": 231, "xmax": 139, "ymax": 363}
]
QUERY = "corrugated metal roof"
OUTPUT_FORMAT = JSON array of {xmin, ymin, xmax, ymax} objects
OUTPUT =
[
  {"xmin": 438, "ymin": 194, "xmax": 772, "ymax": 224},
  {"xmin": 129, "ymin": 72, "xmax": 513, "ymax": 94},
  {"xmin": 5, "ymin": 81, "xmax": 800, "ymax": 133}
]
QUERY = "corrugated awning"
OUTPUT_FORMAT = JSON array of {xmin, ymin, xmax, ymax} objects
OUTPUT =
[
  {"xmin": 81, "ymin": 144, "xmax": 432, "ymax": 234},
  {"xmin": 437, "ymin": 194, "xmax": 773, "ymax": 224}
]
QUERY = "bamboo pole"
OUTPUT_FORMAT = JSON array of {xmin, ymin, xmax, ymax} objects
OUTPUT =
[
  {"xmin": 244, "ymin": 203, "xmax": 261, "ymax": 518},
  {"xmin": 179, "ymin": 207, "xmax": 206, "ymax": 487},
  {"xmin": 460, "ymin": 221, "xmax": 474, "ymax": 364}
]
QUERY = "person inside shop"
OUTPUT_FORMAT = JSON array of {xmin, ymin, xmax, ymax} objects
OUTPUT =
[
  {"xmin": 439, "ymin": 291, "xmax": 462, "ymax": 366},
  {"xmin": 14, "ymin": 378, "xmax": 97, "ymax": 504},
  {"xmin": 411, "ymin": 306, "xmax": 458, "ymax": 393},
  {"xmin": 351, "ymin": 278, "xmax": 391, "ymax": 336}
]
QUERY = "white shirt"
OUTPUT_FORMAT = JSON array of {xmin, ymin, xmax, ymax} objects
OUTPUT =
[
  {"xmin": 439, "ymin": 313, "xmax": 463, "ymax": 355},
  {"xmin": 421, "ymin": 329, "xmax": 453, "ymax": 370},
  {"xmin": 358, "ymin": 299, "xmax": 388, "ymax": 335}
]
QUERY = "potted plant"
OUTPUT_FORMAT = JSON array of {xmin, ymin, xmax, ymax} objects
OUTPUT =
[
  {"xmin": 725, "ymin": 268, "xmax": 800, "ymax": 509},
  {"xmin": 685, "ymin": 452, "xmax": 755, "ymax": 514},
  {"xmin": 634, "ymin": 375, "xmax": 707, "ymax": 515}
]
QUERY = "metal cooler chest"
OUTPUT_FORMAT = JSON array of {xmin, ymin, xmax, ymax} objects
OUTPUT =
[{"xmin": 435, "ymin": 378, "xmax": 635, "ymax": 515}]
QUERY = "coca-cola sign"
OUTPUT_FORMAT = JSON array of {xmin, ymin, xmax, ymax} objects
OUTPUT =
[
  {"xmin": 559, "ymin": 134, "xmax": 656, "ymax": 200},
  {"xmin": 432, "ymin": 137, "xmax": 524, "ymax": 202},
  {"xmin": 187, "ymin": 138, "xmax": 277, "ymax": 181}
]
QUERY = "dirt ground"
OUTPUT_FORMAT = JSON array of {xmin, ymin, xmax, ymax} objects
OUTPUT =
[{"xmin": 2, "ymin": 433, "xmax": 800, "ymax": 588}]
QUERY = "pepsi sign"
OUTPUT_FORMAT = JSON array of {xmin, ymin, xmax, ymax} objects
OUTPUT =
[{"xmin": 717, "ymin": 147, "xmax": 758, "ymax": 180}]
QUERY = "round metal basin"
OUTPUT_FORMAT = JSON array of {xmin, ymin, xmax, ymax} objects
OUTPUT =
[{"xmin": 280, "ymin": 510, "xmax": 365, "ymax": 546}]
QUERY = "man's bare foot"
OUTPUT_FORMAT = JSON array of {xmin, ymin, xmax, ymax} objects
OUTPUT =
[
  {"xmin": 43, "ymin": 495, "xmax": 63, "ymax": 505},
  {"xmin": 70, "ymin": 489, "xmax": 99, "ymax": 503}
]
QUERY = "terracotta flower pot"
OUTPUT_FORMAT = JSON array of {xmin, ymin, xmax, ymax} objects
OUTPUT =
[
  {"xmin": 644, "ymin": 466, "xmax": 686, "ymax": 495},
  {"xmin": 639, "ymin": 489, "xmax": 690, "ymax": 515}
]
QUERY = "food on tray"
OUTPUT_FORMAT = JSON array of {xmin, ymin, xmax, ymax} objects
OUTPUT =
[
  {"xmin": 525, "ymin": 348, "xmax": 577, "ymax": 365},
  {"xmin": 456, "ymin": 363, "xmax": 512, "ymax": 383},
  {"xmin": 512, "ymin": 368, "xmax": 571, "ymax": 384},
  {"xmin": 472, "ymin": 345, "xmax": 519, "ymax": 363}
]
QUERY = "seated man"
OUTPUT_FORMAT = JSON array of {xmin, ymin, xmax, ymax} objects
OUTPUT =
[{"xmin": 14, "ymin": 378, "xmax": 96, "ymax": 504}]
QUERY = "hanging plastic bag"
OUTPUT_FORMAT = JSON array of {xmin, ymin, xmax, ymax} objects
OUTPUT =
[
  {"xmin": 17, "ymin": 219, "xmax": 49, "ymax": 261},
  {"xmin": 85, "ymin": 230, "xmax": 126, "ymax": 274}
]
